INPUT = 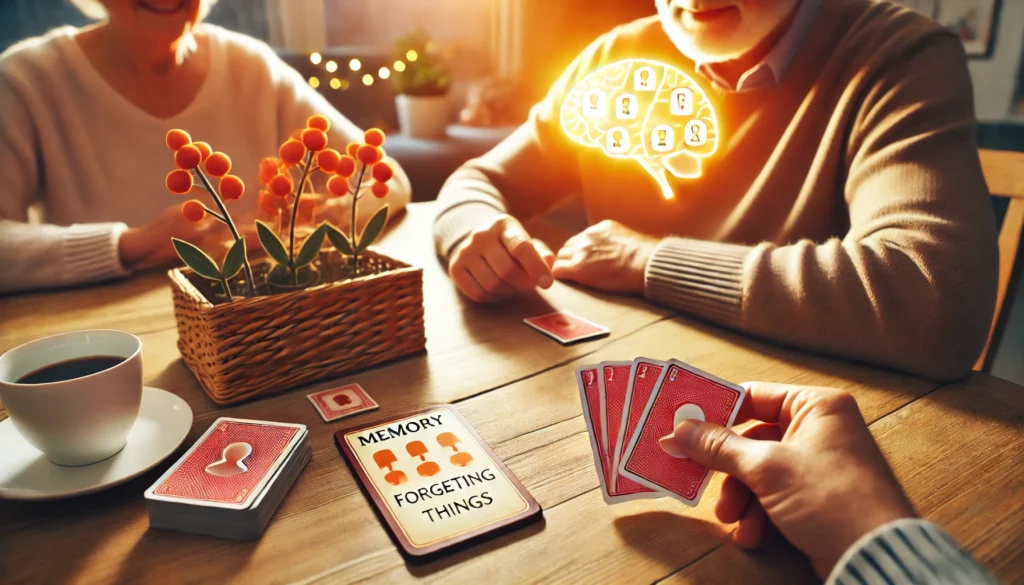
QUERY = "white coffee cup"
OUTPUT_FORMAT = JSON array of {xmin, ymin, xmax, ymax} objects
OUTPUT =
[{"xmin": 0, "ymin": 330, "xmax": 143, "ymax": 466}]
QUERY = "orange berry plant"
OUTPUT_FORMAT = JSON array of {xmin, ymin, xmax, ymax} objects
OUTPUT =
[
  {"xmin": 164, "ymin": 129, "xmax": 254, "ymax": 299},
  {"xmin": 324, "ymin": 128, "xmax": 393, "ymax": 273}
]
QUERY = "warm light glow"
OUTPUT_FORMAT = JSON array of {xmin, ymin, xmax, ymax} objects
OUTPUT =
[
  {"xmin": 329, "ymin": 78, "xmax": 341, "ymax": 90},
  {"xmin": 378, "ymin": 67, "xmax": 391, "ymax": 79},
  {"xmin": 325, "ymin": 60, "xmax": 338, "ymax": 73},
  {"xmin": 349, "ymin": 58, "xmax": 362, "ymax": 71},
  {"xmin": 406, "ymin": 50, "xmax": 418, "ymax": 62},
  {"xmin": 362, "ymin": 74, "xmax": 374, "ymax": 86},
  {"xmin": 310, "ymin": 52, "xmax": 322, "ymax": 65},
  {"xmin": 339, "ymin": 79, "xmax": 350, "ymax": 90},
  {"xmin": 308, "ymin": 76, "xmax": 320, "ymax": 88},
  {"xmin": 559, "ymin": 58, "xmax": 720, "ymax": 200},
  {"xmin": 393, "ymin": 60, "xmax": 406, "ymax": 72}
]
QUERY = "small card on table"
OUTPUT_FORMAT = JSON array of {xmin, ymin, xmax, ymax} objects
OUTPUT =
[
  {"xmin": 307, "ymin": 383, "xmax": 379, "ymax": 423},
  {"xmin": 336, "ymin": 405, "xmax": 542, "ymax": 562},
  {"xmin": 523, "ymin": 310, "xmax": 609, "ymax": 344}
]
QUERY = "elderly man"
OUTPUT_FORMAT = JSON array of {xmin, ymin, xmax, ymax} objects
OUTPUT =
[{"xmin": 432, "ymin": 0, "xmax": 998, "ymax": 381}]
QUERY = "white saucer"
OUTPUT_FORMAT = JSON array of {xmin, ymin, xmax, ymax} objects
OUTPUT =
[{"xmin": 0, "ymin": 387, "xmax": 192, "ymax": 501}]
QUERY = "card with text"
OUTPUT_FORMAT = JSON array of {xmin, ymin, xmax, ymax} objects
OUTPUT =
[{"xmin": 336, "ymin": 406, "xmax": 542, "ymax": 561}]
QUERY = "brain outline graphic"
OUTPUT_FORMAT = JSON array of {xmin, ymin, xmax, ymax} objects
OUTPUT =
[{"xmin": 559, "ymin": 59, "xmax": 720, "ymax": 199}]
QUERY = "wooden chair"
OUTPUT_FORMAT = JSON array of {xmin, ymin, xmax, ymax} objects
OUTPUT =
[{"xmin": 975, "ymin": 149, "xmax": 1024, "ymax": 372}]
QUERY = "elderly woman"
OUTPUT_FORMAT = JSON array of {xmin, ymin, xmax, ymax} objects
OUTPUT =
[{"xmin": 0, "ymin": 0, "xmax": 410, "ymax": 294}]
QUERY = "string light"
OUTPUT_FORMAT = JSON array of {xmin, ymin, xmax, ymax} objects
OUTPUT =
[
  {"xmin": 309, "ymin": 52, "xmax": 322, "ymax": 65},
  {"xmin": 339, "ymin": 79, "xmax": 350, "ymax": 90},
  {"xmin": 406, "ymin": 50, "xmax": 418, "ymax": 62},
  {"xmin": 362, "ymin": 74, "xmax": 374, "ymax": 86},
  {"xmin": 325, "ymin": 60, "xmax": 338, "ymax": 73},
  {"xmin": 308, "ymin": 76, "xmax": 320, "ymax": 88},
  {"xmin": 393, "ymin": 60, "xmax": 406, "ymax": 72},
  {"xmin": 349, "ymin": 58, "xmax": 362, "ymax": 71},
  {"xmin": 378, "ymin": 67, "xmax": 391, "ymax": 80},
  {"xmin": 329, "ymin": 78, "xmax": 341, "ymax": 90}
]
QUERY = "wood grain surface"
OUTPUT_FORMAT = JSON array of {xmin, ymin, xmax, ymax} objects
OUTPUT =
[{"xmin": 1, "ymin": 203, "xmax": 1021, "ymax": 585}]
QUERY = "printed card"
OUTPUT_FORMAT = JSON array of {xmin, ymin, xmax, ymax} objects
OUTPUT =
[
  {"xmin": 308, "ymin": 383, "xmax": 380, "ymax": 423},
  {"xmin": 523, "ymin": 310, "xmax": 610, "ymax": 344}
]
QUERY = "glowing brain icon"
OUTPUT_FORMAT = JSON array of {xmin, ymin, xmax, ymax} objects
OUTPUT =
[{"xmin": 560, "ymin": 59, "xmax": 719, "ymax": 199}]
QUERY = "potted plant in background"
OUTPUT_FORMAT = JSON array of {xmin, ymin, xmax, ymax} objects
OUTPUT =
[
  {"xmin": 392, "ymin": 28, "xmax": 451, "ymax": 139},
  {"xmin": 162, "ymin": 118, "xmax": 426, "ymax": 405}
]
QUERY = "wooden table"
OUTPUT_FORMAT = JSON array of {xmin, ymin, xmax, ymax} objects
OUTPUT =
[{"xmin": 1, "ymin": 203, "xmax": 1022, "ymax": 584}]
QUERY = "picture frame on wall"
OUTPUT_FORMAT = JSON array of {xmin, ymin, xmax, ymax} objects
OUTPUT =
[{"xmin": 936, "ymin": 0, "xmax": 1001, "ymax": 58}]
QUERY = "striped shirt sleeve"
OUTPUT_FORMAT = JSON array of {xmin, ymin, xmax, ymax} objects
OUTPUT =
[{"xmin": 826, "ymin": 519, "xmax": 999, "ymax": 585}]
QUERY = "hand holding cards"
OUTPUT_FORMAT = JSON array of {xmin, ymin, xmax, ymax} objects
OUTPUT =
[
  {"xmin": 145, "ymin": 418, "xmax": 311, "ymax": 540},
  {"xmin": 576, "ymin": 358, "xmax": 745, "ymax": 507}
]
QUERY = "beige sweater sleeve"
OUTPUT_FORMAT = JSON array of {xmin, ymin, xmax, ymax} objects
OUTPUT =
[{"xmin": 647, "ymin": 36, "xmax": 998, "ymax": 381}]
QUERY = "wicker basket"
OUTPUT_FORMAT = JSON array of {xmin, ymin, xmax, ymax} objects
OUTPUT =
[{"xmin": 168, "ymin": 249, "xmax": 425, "ymax": 405}]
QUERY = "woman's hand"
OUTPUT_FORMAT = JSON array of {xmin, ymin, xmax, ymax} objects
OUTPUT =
[
  {"xmin": 660, "ymin": 382, "xmax": 917, "ymax": 577},
  {"xmin": 552, "ymin": 220, "xmax": 659, "ymax": 294},
  {"xmin": 447, "ymin": 215, "xmax": 555, "ymax": 303},
  {"xmin": 118, "ymin": 203, "xmax": 233, "ymax": 271}
]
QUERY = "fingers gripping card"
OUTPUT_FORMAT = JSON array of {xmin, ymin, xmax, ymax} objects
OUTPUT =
[{"xmin": 336, "ymin": 406, "xmax": 541, "ymax": 561}]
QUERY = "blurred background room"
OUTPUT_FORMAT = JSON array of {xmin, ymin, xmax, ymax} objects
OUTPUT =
[{"xmin": 2, "ymin": 0, "xmax": 1022, "ymax": 383}]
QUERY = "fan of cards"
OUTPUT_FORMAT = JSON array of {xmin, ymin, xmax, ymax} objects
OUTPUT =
[
  {"xmin": 144, "ymin": 418, "xmax": 312, "ymax": 540},
  {"xmin": 575, "ymin": 358, "xmax": 746, "ymax": 506}
]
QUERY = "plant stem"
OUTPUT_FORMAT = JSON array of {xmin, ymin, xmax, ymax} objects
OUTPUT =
[
  {"xmin": 199, "ymin": 204, "xmax": 227, "ymax": 223},
  {"xmin": 220, "ymin": 275, "xmax": 234, "ymax": 301},
  {"xmin": 350, "ymin": 163, "xmax": 367, "ymax": 274},
  {"xmin": 289, "ymin": 150, "xmax": 315, "ymax": 286},
  {"xmin": 195, "ymin": 169, "xmax": 254, "ymax": 295}
]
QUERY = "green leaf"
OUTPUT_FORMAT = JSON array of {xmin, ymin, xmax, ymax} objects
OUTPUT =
[
  {"xmin": 294, "ymin": 223, "xmax": 327, "ymax": 269},
  {"xmin": 356, "ymin": 204, "xmax": 390, "ymax": 254},
  {"xmin": 172, "ymin": 238, "xmax": 221, "ymax": 280},
  {"xmin": 326, "ymin": 223, "xmax": 354, "ymax": 256},
  {"xmin": 256, "ymin": 220, "xmax": 290, "ymax": 266},
  {"xmin": 221, "ymin": 236, "xmax": 247, "ymax": 280}
]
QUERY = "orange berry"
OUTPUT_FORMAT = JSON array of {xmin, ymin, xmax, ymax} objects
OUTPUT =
[
  {"xmin": 193, "ymin": 141, "xmax": 212, "ymax": 161},
  {"xmin": 371, "ymin": 181, "xmax": 390, "ymax": 198},
  {"xmin": 205, "ymin": 152, "xmax": 232, "ymax": 177},
  {"xmin": 316, "ymin": 148, "xmax": 341, "ymax": 172},
  {"xmin": 301, "ymin": 128, "xmax": 328, "ymax": 151},
  {"xmin": 357, "ymin": 144, "xmax": 382, "ymax": 165},
  {"xmin": 259, "ymin": 157, "xmax": 280, "ymax": 183},
  {"xmin": 364, "ymin": 128, "xmax": 385, "ymax": 147},
  {"xmin": 279, "ymin": 139, "xmax": 306, "ymax": 166},
  {"xmin": 345, "ymin": 143, "xmax": 360, "ymax": 158},
  {"xmin": 220, "ymin": 175, "xmax": 245, "ymax": 200},
  {"xmin": 165, "ymin": 169, "xmax": 193, "ymax": 194},
  {"xmin": 166, "ymin": 129, "xmax": 191, "ymax": 151},
  {"xmin": 269, "ymin": 173, "xmax": 293, "ymax": 197},
  {"xmin": 175, "ymin": 144, "xmax": 202, "ymax": 170},
  {"xmin": 327, "ymin": 175, "xmax": 349, "ymax": 197},
  {"xmin": 371, "ymin": 161, "xmax": 393, "ymax": 183},
  {"xmin": 182, "ymin": 199, "xmax": 206, "ymax": 222},
  {"xmin": 259, "ymin": 191, "xmax": 284, "ymax": 215},
  {"xmin": 307, "ymin": 114, "xmax": 330, "ymax": 132},
  {"xmin": 336, "ymin": 155, "xmax": 356, "ymax": 178}
]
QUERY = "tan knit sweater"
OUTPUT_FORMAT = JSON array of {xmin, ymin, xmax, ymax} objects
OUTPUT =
[{"xmin": 434, "ymin": 0, "xmax": 998, "ymax": 381}]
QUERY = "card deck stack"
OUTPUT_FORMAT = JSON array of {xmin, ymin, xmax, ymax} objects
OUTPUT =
[
  {"xmin": 145, "ymin": 418, "xmax": 311, "ymax": 540},
  {"xmin": 576, "ymin": 358, "xmax": 746, "ymax": 507}
]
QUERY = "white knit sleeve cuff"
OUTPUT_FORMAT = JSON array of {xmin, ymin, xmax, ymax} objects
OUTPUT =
[{"xmin": 62, "ymin": 223, "xmax": 131, "ymax": 285}]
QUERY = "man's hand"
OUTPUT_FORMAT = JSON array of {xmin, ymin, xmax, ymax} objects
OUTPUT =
[
  {"xmin": 552, "ymin": 220, "xmax": 659, "ymax": 294},
  {"xmin": 118, "ymin": 203, "xmax": 234, "ymax": 271},
  {"xmin": 660, "ymin": 382, "xmax": 916, "ymax": 578},
  {"xmin": 448, "ymin": 215, "xmax": 555, "ymax": 302}
]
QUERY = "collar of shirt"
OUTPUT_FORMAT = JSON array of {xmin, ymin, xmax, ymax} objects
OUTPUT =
[{"xmin": 696, "ymin": 0, "xmax": 823, "ymax": 92}]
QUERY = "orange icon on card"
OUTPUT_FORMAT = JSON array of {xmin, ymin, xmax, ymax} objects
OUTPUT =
[
  {"xmin": 437, "ymin": 432, "xmax": 474, "ymax": 467},
  {"xmin": 373, "ymin": 449, "xmax": 408, "ymax": 485},
  {"xmin": 406, "ymin": 441, "xmax": 441, "ymax": 477}
]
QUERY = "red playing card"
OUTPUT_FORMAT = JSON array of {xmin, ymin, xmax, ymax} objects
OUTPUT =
[
  {"xmin": 307, "ymin": 383, "xmax": 380, "ymax": 423},
  {"xmin": 148, "ymin": 419, "xmax": 302, "ymax": 509},
  {"xmin": 598, "ymin": 362, "xmax": 632, "ymax": 494},
  {"xmin": 619, "ymin": 360, "xmax": 745, "ymax": 506},
  {"xmin": 523, "ymin": 310, "xmax": 609, "ymax": 344},
  {"xmin": 575, "ymin": 365, "xmax": 612, "ymax": 500},
  {"xmin": 612, "ymin": 359, "xmax": 666, "ymax": 497}
]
